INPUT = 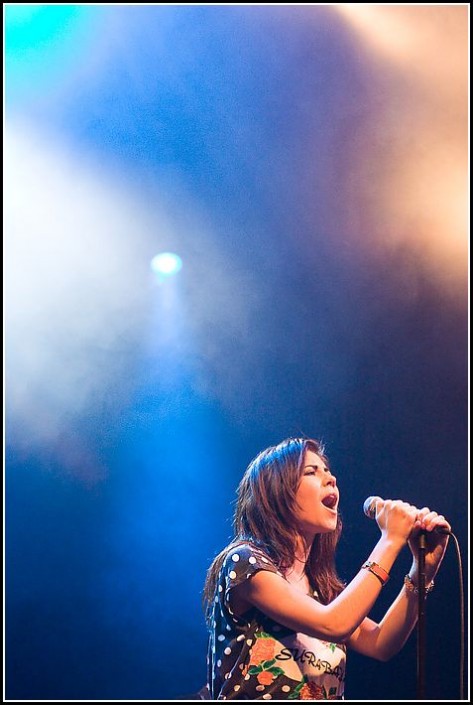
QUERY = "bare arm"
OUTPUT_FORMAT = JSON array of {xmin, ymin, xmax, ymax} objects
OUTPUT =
[
  {"xmin": 346, "ymin": 587, "xmax": 418, "ymax": 661},
  {"xmin": 347, "ymin": 509, "xmax": 450, "ymax": 660},
  {"xmin": 233, "ymin": 500, "xmax": 419, "ymax": 643}
]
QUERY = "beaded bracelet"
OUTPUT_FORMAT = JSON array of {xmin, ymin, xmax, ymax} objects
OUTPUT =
[
  {"xmin": 404, "ymin": 574, "xmax": 435, "ymax": 594},
  {"xmin": 361, "ymin": 561, "xmax": 390, "ymax": 586}
]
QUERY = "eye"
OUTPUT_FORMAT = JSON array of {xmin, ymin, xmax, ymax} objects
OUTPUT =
[{"xmin": 303, "ymin": 466, "xmax": 318, "ymax": 476}]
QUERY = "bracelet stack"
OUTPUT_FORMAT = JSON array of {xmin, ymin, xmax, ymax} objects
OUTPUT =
[
  {"xmin": 404, "ymin": 574, "xmax": 435, "ymax": 594},
  {"xmin": 361, "ymin": 561, "xmax": 390, "ymax": 586}
]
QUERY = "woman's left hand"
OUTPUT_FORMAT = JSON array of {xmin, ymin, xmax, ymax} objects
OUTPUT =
[{"xmin": 407, "ymin": 508, "xmax": 451, "ymax": 584}]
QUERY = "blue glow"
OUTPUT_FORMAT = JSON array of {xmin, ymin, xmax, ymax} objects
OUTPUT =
[
  {"xmin": 5, "ymin": 5, "xmax": 80, "ymax": 44},
  {"xmin": 5, "ymin": 4, "xmax": 98, "ymax": 106},
  {"xmin": 150, "ymin": 252, "xmax": 183, "ymax": 277}
]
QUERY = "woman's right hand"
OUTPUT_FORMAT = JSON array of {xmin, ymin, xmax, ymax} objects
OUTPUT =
[{"xmin": 375, "ymin": 499, "xmax": 418, "ymax": 544}]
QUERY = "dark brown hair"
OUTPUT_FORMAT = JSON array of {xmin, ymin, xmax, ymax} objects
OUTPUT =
[{"xmin": 203, "ymin": 438, "xmax": 344, "ymax": 625}]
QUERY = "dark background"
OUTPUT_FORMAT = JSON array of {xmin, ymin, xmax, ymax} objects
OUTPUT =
[{"xmin": 5, "ymin": 5, "xmax": 468, "ymax": 701}]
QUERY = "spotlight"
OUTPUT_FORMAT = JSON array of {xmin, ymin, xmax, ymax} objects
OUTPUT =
[{"xmin": 150, "ymin": 252, "xmax": 183, "ymax": 278}]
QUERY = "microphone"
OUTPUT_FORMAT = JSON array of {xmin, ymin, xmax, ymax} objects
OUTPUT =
[{"xmin": 363, "ymin": 496, "xmax": 451, "ymax": 535}]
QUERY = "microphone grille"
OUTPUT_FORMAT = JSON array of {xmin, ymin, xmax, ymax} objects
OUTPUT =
[{"xmin": 363, "ymin": 496, "xmax": 379, "ymax": 519}]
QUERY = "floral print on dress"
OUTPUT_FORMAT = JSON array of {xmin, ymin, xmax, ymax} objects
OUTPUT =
[
  {"xmin": 247, "ymin": 632, "xmax": 286, "ymax": 685},
  {"xmin": 289, "ymin": 677, "xmax": 340, "ymax": 700},
  {"xmin": 207, "ymin": 543, "xmax": 346, "ymax": 699}
]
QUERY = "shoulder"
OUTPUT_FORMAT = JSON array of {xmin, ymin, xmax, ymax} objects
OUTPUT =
[
  {"xmin": 219, "ymin": 543, "xmax": 281, "ymax": 618},
  {"xmin": 222, "ymin": 542, "xmax": 277, "ymax": 570},
  {"xmin": 219, "ymin": 542, "xmax": 280, "ymax": 594}
]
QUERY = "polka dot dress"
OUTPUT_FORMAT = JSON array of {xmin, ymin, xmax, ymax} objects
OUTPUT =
[{"xmin": 206, "ymin": 543, "xmax": 346, "ymax": 700}]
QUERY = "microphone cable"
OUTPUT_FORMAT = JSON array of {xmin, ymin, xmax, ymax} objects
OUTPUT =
[{"xmin": 448, "ymin": 532, "xmax": 465, "ymax": 700}]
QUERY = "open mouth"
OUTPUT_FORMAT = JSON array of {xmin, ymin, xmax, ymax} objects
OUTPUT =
[{"xmin": 322, "ymin": 494, "xmax": 338, "ymax": 510}]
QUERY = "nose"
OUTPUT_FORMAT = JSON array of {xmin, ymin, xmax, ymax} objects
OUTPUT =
[{"xmin": 325, "ymin": 472, "xmax": 336, "ymax": 488}]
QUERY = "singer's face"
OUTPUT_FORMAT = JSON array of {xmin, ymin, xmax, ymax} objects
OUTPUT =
[{"xmin": 294, "ymin": 449, "xmax": 339, "ymax": 538}]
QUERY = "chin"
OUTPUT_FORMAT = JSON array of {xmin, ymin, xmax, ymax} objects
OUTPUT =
[
  {"xmin": 298, "ymin": 514, "xmax": 338, "ymax": 536},
  {"xmin": 319, "ymin": 515, "xmax": 339, "ymax": 533}
]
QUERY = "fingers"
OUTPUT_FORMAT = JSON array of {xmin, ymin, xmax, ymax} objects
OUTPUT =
[
  {"xmin": 380, "ymin": 500, "xmax": 451, "ymax": 540},
  {"xmin": 383, "ymin": 499, "xmax": 418, "ymax": 520},
  {"xmin": 377, "ymin": 499, "xmax": 418, "ymax": 540},
  {"xmin": 414, "ymin": 507, "xmax": 451, "ymax": 533}
]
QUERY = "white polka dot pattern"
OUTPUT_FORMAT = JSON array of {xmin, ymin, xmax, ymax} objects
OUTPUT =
[{"xmin": 206, "ymin": 542, "xmax": 350, "ymax": 700}]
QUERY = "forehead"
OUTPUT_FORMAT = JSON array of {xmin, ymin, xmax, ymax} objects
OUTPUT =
[{"xmin": 303, "ymin": 448, "xmax": 327, "ymax": 467}]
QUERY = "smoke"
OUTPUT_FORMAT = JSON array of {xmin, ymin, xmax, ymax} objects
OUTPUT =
[
  {"xmin": 4, "ymin": 124, "xmax": 169, "ymax": 458},
  {"xmin": 332, "ymin": 5, "xmax": 468, "ymax": 293},
  {"xmin": 4, "ymin": 122, "xmax": 265, "ymax": 467}
]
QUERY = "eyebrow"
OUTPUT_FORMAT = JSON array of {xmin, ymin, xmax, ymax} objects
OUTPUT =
[{"xmin": 303, "ymin": 464, "xmax": 330, "ymax": 472}]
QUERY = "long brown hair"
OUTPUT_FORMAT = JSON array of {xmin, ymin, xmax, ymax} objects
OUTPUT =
[{"xmin": 203, "ymin": 438, "xmax": 344, "ymax": 626}]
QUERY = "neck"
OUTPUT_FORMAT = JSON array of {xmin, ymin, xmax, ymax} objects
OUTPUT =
[
  {"xmin": 298, "ymin": 532, "xmax": 313, "ymax": 559},
  {"xmin": 290, "ymin": 534, "xmax": 313, "ymax": 574}
]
